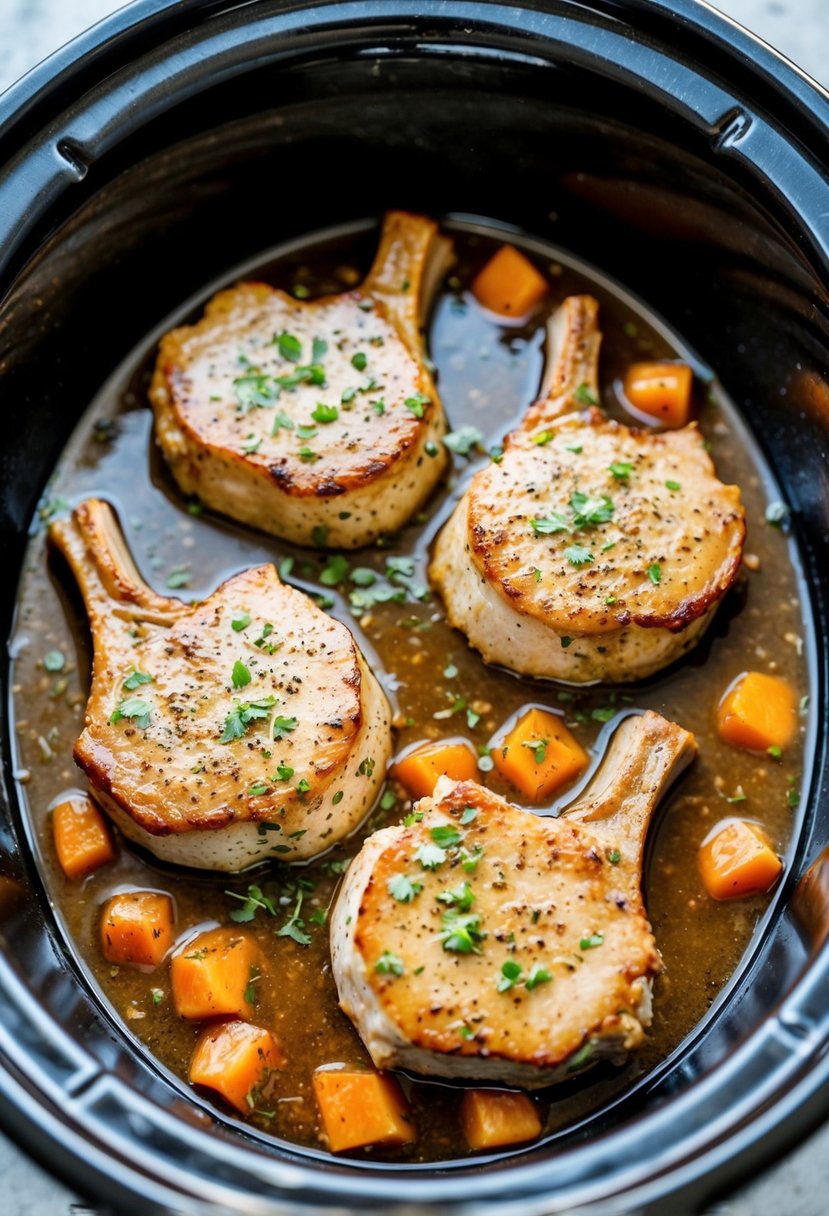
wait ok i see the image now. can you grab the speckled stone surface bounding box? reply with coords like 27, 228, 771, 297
0, 2, 827, 1213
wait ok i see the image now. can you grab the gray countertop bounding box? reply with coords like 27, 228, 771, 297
0, 2, 827, 1213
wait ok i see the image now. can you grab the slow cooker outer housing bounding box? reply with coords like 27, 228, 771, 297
1, 1, 829, 1212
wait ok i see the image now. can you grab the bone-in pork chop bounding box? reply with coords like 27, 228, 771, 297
151, 211, 453, 549
49, 499, 392, 871
430, 295, 745, 682
330, 711, 696, 1087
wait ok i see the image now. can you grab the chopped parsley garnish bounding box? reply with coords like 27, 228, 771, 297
244, 963, 261, 1005
166, 567, 190, 589
320, 554, 349, 586
232, 659, 251, 689
459, 806, 478, 825
123, 669, 153, 690
387, 874, 423, 903
525, 964, 553, 991
295, 777, 311, 795
312, 402, 339, 424
532, 430, 554, 446
312, 525, 328, 548
220, 696, 276, 744
110, 697, 152, 729
276, 331, 303, 363
312, 337, 327, 362
444, 425, 484, 456
574, 382, 598, 405
565, 543, 593, 568
568, 1042, 594, 1071
522, 737, 548, 764
665, 479, 681, 492
531, 511, 571, 535
298, 446, 318, 462
579, 933, 604, 950
570, 491, 614, 528
271, 410, 295, 434
351, 351, 367, 371
609, 461, 633, 480
231, 612, 251, 632
436, 881, 475, 913
332, 790, 344, 804
439, 910, 485, 954
276, 889, 311, 946
647, 563, 662, 585
608, 849, 621, 864
414, 842, 446, 871
430, 824, 462, 849
375, 951, 405, 976
234, 370, 281, 412
358, 756, 376, 777
591, 706, 615, 723
497, 959, 523, 992
273, 716, 298, 737
404, 392, 430, 418
242, 433, 262, 455
565, 442, 583, 454
767, 745, 783, 761
275, 762, 294, 781
248, 783, 269, 797
43, 650, 65, 672
226, 883, 278, 923
460, 846, 485, 873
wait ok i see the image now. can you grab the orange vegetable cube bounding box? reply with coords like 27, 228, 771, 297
391, 739, 478, 800
190, 1019, 283, 1114
53, 794, 115, 879
471, 245, 548, 319
461, 1089, 542, 1150
492, 706, 588, 801
171, 926, 261, 1021
313, 1067, 415, 1152
699, 818, 782, 901
100, 890, 174, 968
717, 671, 797, 752
622, 361, 693, 427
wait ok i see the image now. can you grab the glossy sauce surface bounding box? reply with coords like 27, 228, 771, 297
11, 220, 810, 1162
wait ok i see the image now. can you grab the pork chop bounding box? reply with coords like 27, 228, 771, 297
430, 295, 745, 682
49, 499, 392, 871
150, 211, 453, 549
330, 711, 696, 1087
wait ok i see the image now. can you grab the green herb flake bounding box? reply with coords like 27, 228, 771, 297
404, 392, 430, 418
525, 964, 552, 991
608, 849, 621, 864
276, 331, 302, 363
579, 933, 604, 950
445, 425, 485, 456
665, 479, 682, 492
531, 511, 571, 536
220, 696, 276, 744
767, 745, 783, 761
430, 824, 462, 849
647, 563, 662, 585
439, 910, 486, 954
332, 790, 344, 804
497, 959, 523, 992
351, 351, 367, 371
320, 554, 349, 586
574, 382, 598, 405
565, 543, 594, 568
231, 612, 252, 632
110, 697, 152, 729
123, 669, 153, 690
43, 650, 66, 672
273, 716, 298, 737
375, 950, 405, 976
387, 874, 423, 903
312, 402, 339, 424
232, 659, 251, 689
275, 762, 294, 781
312, 525, 328, 549
459, 807, 478, 826
166, 567, 190, 589
414, 842, 447, 871
609, 461, 633, 481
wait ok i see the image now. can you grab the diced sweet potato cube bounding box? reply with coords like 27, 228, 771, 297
171, 926, 261, 1021
53, 794, 115, 879
717, 671, 797, 752
391, 739, 478, 800
699, 818, 783, 901
190, 1019, 283, 1114
461, 1089, 542, 1149
100, 890, 174, 968
492, 706, 588, 801
313, 1067, 415, 1152
471, 245, 548, 319
622, 361, 693, 427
